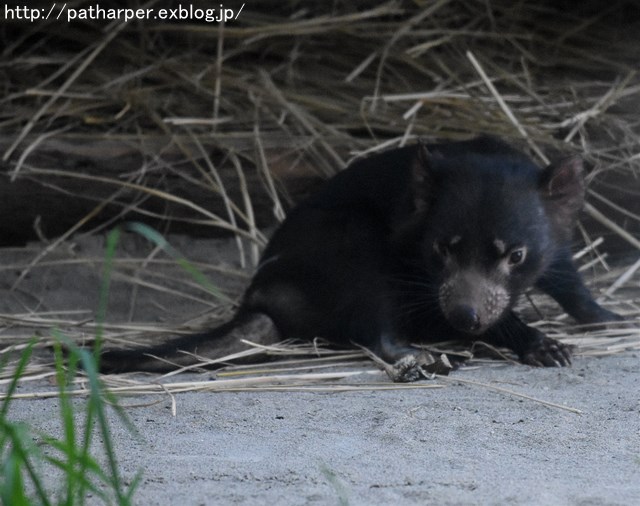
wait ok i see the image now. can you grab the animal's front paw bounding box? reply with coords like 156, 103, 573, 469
520, 337, 574, 367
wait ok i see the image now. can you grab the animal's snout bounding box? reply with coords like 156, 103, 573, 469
449, 305, 481, 333
438, 269, 510, 334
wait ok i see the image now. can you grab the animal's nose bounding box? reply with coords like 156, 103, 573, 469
449, 305, 481, 333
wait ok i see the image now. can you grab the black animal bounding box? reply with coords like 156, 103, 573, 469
100, 136, 623, 380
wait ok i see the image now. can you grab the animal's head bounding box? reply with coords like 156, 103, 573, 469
410, 138, 584, 334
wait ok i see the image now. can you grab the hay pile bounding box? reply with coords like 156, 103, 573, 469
2, 1, 639, 236
0, 0, 638, 387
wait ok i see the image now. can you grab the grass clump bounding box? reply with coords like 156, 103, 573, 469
0, 228, 140, 505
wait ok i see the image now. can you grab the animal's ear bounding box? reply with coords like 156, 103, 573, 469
538, 156, 585, 231
411, 139, 435, 211
391, 140, 435, 248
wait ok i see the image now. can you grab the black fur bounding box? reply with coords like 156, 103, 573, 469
100, 136, 623, 378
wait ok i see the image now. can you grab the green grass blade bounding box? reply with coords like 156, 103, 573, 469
124, 221, 231, 303
94, 227, 121, 356
1, 423, 52, 506
1, 451, 29, 506
0, 341, 34, 422
78, 347, 131, 505
52, 341, 80, 504
40, 452, 109, 503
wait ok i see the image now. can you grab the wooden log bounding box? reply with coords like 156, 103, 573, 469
0, 134, 327, 246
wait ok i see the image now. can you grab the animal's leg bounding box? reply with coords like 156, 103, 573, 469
536, 250, 624, 325
485, 311, 573, 367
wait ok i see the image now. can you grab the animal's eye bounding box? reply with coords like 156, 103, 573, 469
507, 248, 526, 265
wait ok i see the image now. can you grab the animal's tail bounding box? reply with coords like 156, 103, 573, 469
98, 312, 280, 373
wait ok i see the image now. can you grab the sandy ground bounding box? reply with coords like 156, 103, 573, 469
8, 354, 640, 505
2, 235, 639, 505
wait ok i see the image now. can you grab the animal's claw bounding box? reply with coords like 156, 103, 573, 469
521, 337, 574, 368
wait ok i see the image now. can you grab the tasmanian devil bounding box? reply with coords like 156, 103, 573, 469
100, 136, 624, 380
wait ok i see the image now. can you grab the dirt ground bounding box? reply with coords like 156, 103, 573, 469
2, 235, 639, 505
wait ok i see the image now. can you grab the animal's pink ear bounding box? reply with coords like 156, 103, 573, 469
411, 139, 434, 211
539, 156, 585, 232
